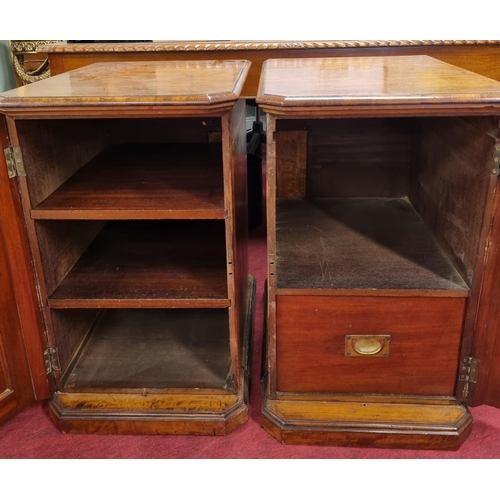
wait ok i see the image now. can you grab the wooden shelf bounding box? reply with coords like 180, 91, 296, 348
48, 220, 229, 308
32, 144, 225, 220
276, 198, 469, 295
63, 308, 230, 391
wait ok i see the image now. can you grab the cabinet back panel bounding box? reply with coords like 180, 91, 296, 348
276, 118, 414, 198
107, 118, 222, 145
410, 117, 496, 285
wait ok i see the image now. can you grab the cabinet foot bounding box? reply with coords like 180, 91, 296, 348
261, 396, 473, 450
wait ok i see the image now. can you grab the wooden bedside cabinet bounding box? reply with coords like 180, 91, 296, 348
0, 60, 255, 435
257, 56, 500, 449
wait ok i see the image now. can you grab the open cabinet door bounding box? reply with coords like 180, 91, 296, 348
0, 222, 34, 425
0, 116, 50, 427
471, 170, 500, 408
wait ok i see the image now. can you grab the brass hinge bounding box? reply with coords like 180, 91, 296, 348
460, 356, 479, 400
224, 374, 235, 391
491, 142, 500, 175
3, 146, 25, 178
43, 347, 61, 375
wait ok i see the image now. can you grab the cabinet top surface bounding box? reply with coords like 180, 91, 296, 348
257, 56, 500, 110
0, 60, 251, 110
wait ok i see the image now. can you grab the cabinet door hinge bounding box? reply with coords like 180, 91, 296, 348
3, 146, 25, 178
224, 374, 235, 391
43, 347, 61, 375
460, 356, 479, 400
491, 141, 500, 175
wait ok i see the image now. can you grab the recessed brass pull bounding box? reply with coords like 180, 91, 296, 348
345, 335, 391, 357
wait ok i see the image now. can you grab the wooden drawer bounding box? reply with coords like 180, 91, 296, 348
276, 295, 467, 396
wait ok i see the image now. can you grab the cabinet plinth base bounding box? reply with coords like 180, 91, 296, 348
49, 392, 248, 435
261, 397, 473, 450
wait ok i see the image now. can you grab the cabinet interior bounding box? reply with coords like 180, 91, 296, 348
15, 117, 235, 391
274, 116, 497, 294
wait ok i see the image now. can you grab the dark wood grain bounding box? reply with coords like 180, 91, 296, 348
276, 118, 413, 198
48, 220, 228, 308
276, 198, 468, 293
276, 295, 466, 395
32, 144, 225, 220
276, 130, 307, 198
63, 309, 230, 391
106, 117, 223, 145
410, 116, 496, 285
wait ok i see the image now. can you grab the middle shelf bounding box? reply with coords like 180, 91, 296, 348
42, 220, 229, 308
31, 143, 226, 220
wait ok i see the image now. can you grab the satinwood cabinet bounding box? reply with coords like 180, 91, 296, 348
0, 60, 254, 434
257, 56, 500, 449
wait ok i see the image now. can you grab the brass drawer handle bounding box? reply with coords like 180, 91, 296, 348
345, 335, 391, 357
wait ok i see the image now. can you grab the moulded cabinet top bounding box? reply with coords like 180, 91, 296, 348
0, 60, 251, 113
257, 56, 500, 114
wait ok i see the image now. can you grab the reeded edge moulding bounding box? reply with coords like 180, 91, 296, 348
38, 40, 500, 53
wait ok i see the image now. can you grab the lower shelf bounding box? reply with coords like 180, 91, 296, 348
63, 308, 231, 391
261, 393, 473, 450
48, 275, 256, 435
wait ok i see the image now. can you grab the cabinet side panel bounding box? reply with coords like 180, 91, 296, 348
224, 100, 248, 389
266, 115, 277, 397
410, 117, 495, 286
15, 119, 109, 207
35, 220, 105, 297
51, 309, 101, 379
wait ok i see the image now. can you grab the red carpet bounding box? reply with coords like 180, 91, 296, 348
0, 221, 499, 458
